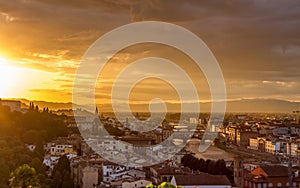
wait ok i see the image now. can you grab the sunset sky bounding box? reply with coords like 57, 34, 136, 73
0, 0, 300, 104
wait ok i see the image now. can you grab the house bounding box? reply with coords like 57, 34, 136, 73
26, 144, 36, 152
149, 163, 191, 184
122, 179, 152, 188
248, 137, 278, 154
244, 165, 300, 188
171, 173, 232, 188
81, 166, 98, 188
50, 143, 77, 156
0, 99, 21, 112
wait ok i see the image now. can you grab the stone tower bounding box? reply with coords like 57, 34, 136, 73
234, 156, 244, 188
92, 107, 100, 135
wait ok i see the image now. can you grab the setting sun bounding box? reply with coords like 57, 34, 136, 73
0, 57, 58, 100
0, 59, 21, 98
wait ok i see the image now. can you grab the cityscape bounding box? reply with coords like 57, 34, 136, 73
0, 0, 300, 188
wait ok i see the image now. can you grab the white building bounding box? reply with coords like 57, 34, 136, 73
0, 100, 21, 112
102, 163, 127, 182
287, 143, 300, 156
122, 179, 152, 188
248, 137, 277, 154
50, 143, 77, 156
81, 166, 98, 188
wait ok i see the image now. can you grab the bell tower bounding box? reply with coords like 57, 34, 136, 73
234, 156, 244, 188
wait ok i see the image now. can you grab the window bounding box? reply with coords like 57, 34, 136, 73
277, 182, 282, 187
268, 183, 273, 187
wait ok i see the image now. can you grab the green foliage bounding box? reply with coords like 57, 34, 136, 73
9, 164, 39, 188
0, 160, 10, 186
158, 182, 176, 188
30, 158, 46, 175
146, 183, 156, 188
0, 104, 73, 186
181, 154, 232, 179
51, 155, 74, 188
146, 182, 181, 188
0, 184, 9, 188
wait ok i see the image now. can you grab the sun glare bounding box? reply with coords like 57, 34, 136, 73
0, 59, 20, 98
0, 57, 59, 100
0, 57, 6, 64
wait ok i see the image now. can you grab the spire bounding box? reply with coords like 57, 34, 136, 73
95, 106, 98, 116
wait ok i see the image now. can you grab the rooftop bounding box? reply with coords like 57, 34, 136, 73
172, 173, 231, 186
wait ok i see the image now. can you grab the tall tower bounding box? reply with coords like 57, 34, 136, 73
92, 107, 100, 135
234, 156, 244, 188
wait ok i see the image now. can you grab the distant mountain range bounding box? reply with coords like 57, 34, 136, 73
225, 98, 300, 113
4, 98, 300, 113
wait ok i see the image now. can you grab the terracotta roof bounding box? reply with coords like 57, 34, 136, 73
118, 136, 156, 141
258, 165, 288, 177
151, 166, 191, 175
245, 173, 268, 183
173, 173, 231, 186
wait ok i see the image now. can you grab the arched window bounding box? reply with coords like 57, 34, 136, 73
277, 182, 282, 187
268, 182, 273, 187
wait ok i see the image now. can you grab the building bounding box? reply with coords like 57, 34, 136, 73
244, 165, 300, 188
50, 143, 77, 156
45, 135, 81, 156
70, 156, 105, 188
81, 166, 98, 188
122, 179, 152, 188
290, 142, 300, 156
239, 131, 258, 148
101, 162, 145, 184
171, 174, 232, 188
149, 163, 191, 184
234, 156, 244, 188
161, 122, 174, 141
0, 99, 21, 112
248, 137, 277, 154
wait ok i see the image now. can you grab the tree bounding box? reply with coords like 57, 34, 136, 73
146, 182, 182, 188
30, 158, 46, 175
51, 156, 74, 188
158, 182, 176, 188
9, 164, 39, 188
0, 160, 9, 186
146, 183, 156, 188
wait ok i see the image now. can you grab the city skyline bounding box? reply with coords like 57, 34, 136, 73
0, 0, 300, 106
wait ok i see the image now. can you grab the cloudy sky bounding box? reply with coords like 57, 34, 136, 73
0, 0, 300, 107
